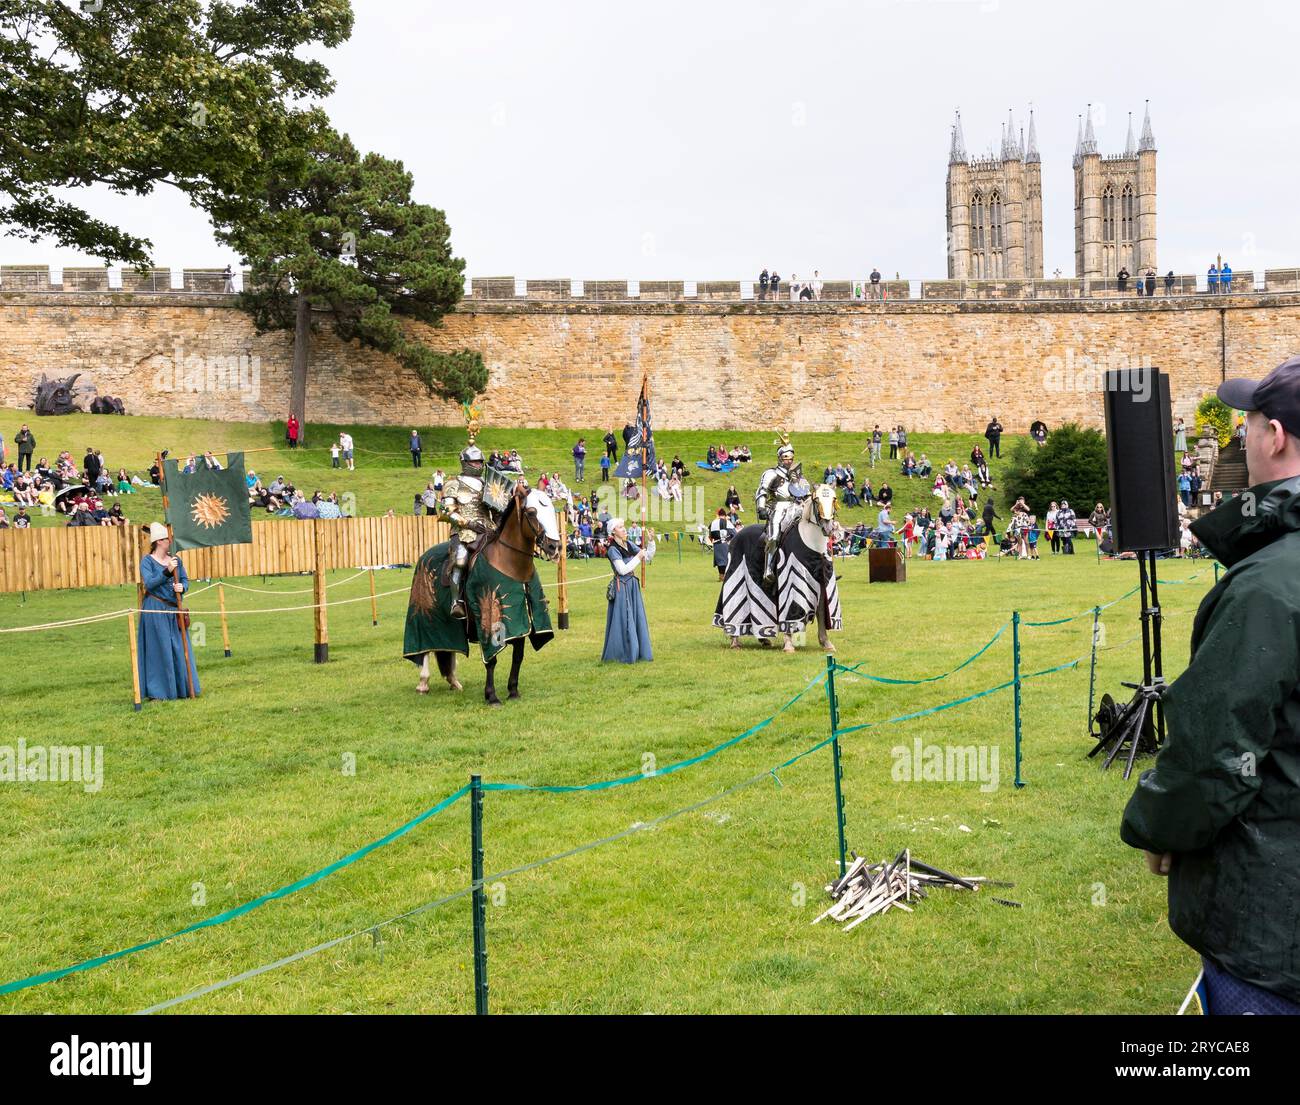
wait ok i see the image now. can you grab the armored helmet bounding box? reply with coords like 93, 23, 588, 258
460, 442, 485, 477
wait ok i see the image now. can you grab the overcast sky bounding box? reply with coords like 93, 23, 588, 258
9, 0, 1300, 281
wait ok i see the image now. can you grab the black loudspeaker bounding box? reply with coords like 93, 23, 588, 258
1103, 368, 1180, 552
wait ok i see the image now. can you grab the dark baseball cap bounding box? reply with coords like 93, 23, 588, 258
1218, 355, 1300, 438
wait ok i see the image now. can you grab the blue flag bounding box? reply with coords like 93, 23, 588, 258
614, 381, 655, 479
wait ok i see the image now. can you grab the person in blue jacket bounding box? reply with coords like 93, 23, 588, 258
137, 522, 200, 699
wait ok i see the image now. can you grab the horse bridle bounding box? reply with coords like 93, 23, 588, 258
493, 492, 546, 557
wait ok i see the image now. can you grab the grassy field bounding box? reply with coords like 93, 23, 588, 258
0, 531, 1215, 1013
1, 406, 1021, 531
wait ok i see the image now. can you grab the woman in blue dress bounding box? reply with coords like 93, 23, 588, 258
137, 522, 200, 699
602, 518, 656, 663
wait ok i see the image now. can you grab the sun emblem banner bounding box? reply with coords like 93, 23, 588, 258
163, 452, 254, 550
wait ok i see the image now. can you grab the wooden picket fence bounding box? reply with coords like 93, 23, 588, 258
0, 515, 449, 595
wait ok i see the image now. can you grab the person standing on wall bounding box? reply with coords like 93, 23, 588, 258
410, 429, 422, 468
1122, 355, 1300, 1015
984, 415, 1003, 459
758, 268, 769, 301
870, 267, 881, 299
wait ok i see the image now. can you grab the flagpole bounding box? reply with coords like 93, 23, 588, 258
158, 451, 197, 699
640, 374, 648, 590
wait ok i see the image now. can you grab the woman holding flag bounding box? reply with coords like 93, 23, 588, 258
601, 518, 656, 663
137, 522, 200, 700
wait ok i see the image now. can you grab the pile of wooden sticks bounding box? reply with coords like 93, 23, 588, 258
813, 850, 1006, 931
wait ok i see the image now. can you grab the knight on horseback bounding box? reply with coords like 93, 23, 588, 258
441, 406, 504, 619
756, 430, 808, 587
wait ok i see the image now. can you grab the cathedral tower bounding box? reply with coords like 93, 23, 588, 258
946, 109, 1043, 280
1074, 103, 1157, 279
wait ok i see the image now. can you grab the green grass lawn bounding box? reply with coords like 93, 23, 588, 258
0, 534, 1216, 1014
1, 406, 1016, 531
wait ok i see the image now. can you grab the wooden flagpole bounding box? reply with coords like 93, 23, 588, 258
640, 374, 649, 589
158, 451, 197, 698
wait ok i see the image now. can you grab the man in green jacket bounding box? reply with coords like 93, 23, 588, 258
1121, 355, 1300, 1013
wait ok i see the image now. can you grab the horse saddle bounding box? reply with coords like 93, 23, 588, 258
438, 535, 486, 594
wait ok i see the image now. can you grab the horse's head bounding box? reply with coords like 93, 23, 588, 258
515, 481, 560, 560
807, 483, 838, 534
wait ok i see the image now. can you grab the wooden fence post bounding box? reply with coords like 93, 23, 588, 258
313, 520, 328, 663
557, 507, 569, 630
128, 611, 142, 711
217, 581, 232, 657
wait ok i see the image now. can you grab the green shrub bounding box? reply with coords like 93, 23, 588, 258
1196, 395, 1234, 448
1001, 423, 1110, 515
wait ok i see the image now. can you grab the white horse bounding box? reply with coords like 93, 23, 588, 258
715, 482, 842, 653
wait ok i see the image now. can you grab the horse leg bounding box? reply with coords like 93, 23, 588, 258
416, 653, 430, 694
506, 638, 524, 699
818, 592, 834, 653
783, 632, 797, 653
484, 654, 501, 706
437, 650, 462, 691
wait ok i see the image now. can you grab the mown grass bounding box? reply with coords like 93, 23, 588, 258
0, 541, 1214, 1014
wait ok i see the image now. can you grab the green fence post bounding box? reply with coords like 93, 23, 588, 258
1086, 606, 1101, 735
826, 655, 847, 877
1012, 611, 1025, 788
470, 774, 489, 1015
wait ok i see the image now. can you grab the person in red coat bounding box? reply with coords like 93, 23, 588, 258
286, 414, 300, 449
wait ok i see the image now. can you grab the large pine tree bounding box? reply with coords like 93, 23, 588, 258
211, 121, 486, 434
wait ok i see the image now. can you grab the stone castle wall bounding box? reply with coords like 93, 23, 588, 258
3, 292, 1299, 432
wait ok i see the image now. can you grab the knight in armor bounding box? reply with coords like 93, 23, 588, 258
755, 432, 807, 586
440, 405, 502, 619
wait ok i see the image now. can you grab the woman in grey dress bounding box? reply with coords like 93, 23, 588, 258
602, 518, 656, 663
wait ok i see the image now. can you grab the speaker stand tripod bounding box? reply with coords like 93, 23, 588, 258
1089, 550, 1167, 779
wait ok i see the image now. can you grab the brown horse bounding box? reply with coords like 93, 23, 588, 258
412, 482, 560, 705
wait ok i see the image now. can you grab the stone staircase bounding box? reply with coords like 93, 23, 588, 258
1209, 444, 1250, 498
